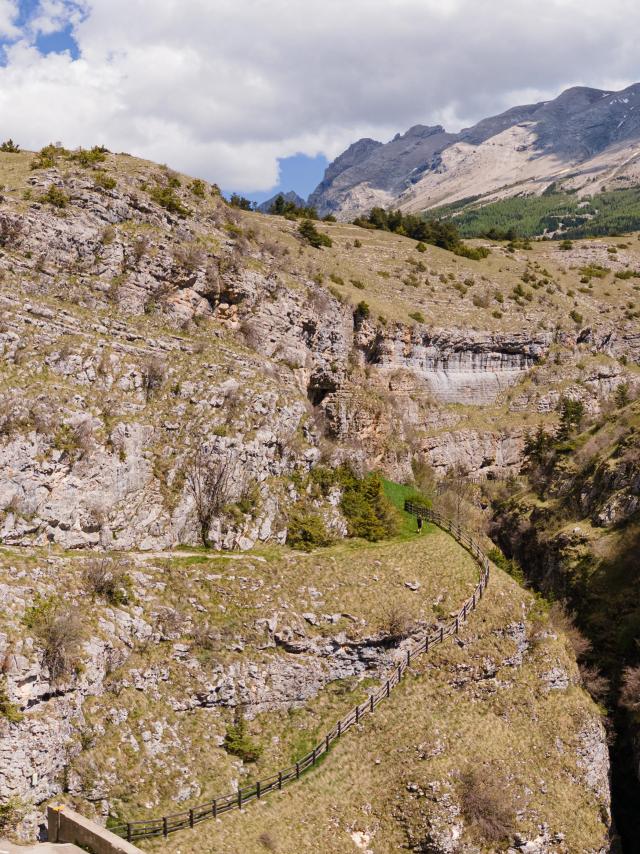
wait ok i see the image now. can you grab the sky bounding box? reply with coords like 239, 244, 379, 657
0, 0, 639, 203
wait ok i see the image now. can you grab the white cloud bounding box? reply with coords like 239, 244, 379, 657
29, 0, 87, 36
0, 0, 19, 39
0, 0, 639, 190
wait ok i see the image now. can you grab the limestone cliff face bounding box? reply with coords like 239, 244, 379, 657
356, 323, 549, 405
0, 150, 637, 553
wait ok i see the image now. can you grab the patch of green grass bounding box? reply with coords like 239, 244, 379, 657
381, 478, 432, 535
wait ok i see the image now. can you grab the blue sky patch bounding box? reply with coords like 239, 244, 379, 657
1, 0, 81, 59
242, 152, 328, 205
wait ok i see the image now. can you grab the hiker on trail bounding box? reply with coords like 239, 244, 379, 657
417, 516, 423, 534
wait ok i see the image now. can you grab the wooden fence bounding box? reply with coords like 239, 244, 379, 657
110, 505, 490, 842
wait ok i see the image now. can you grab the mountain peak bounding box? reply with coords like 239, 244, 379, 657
309, 82, 640, 218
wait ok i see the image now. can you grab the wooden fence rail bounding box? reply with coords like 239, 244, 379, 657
110, 504, 490, 842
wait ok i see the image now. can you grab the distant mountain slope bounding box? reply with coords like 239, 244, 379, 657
256, 190, 306, 213
309, 83, 640, 220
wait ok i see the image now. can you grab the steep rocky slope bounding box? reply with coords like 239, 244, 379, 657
1, 526, 611, 853
308, 84, 640, 219
0, 146, 639, 555
0, 144, 637, 851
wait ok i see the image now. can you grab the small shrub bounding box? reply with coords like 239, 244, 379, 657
353, 238, 362, 248
298, 219, 332, 248
0, 798, 26, 833
379, 602, 414, 640
351, 279, 365, 290
558, 239, 573, 251
31, 143, 68, 169
548, 604, 591, 659
579, 664, 609, 703
190, 178, 206, 197
141, 358, 165, 400
408, 310, 425, 323
579, 264, 609, 280
70, 145, 108, 166
41, 185, 69, 209
148, 184, 189, 216
354, 301, 370, 324
83, 558, 133, 605
620, 665, 640, 713
329, 272, 344, 285
416, 242, 427, 253
286, 508, 333, 551
459, 768, 516, 843
223, 709, 262, 762
94, 171, 116, 190
0, 139, 20, 153
569, 309, 583, 325
23, 596, 83, 684
0, 213, 23, 247
0, 678, 22, 723
258, 831, 277, 851
487, 547, 524, 584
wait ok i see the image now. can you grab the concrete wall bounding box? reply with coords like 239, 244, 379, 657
48, 806, 143, 854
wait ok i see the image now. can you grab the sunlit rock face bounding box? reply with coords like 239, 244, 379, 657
369, 328, 549, 405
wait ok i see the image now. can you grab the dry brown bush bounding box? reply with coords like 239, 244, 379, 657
184, 445, 235, 546
579, 664, 609, 703
83, 557, 132, 605
379, 602, 414, 641
620, 665, 640, 712
548, 603, 592, 659
0, 213, 23, 247
31, 604, 83, 684
141, 357, 165, 400
155, 607, 187, 639
459, 767, 516, 843
258, 831, 277, 851
174, 242, 204, 272
132, 235, 148, 264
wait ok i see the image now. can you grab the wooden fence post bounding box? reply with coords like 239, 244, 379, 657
238, 789, 242, 810
212, 800, 217, 820
370, 694, 374, 712
337, 721, 342, 737
189, 809, 194, 828
386, 679, 390, 697
127, 824, 132, 843
256, 781, 261, 800
355, 705, 360, 724
163, 817, 168, 838
296, 762, 300, 779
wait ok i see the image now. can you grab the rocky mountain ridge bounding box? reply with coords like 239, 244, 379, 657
308, 83, 640, 219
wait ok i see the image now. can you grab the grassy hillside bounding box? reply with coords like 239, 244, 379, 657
431, 187, 640, 240
139, 557, 609, 854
